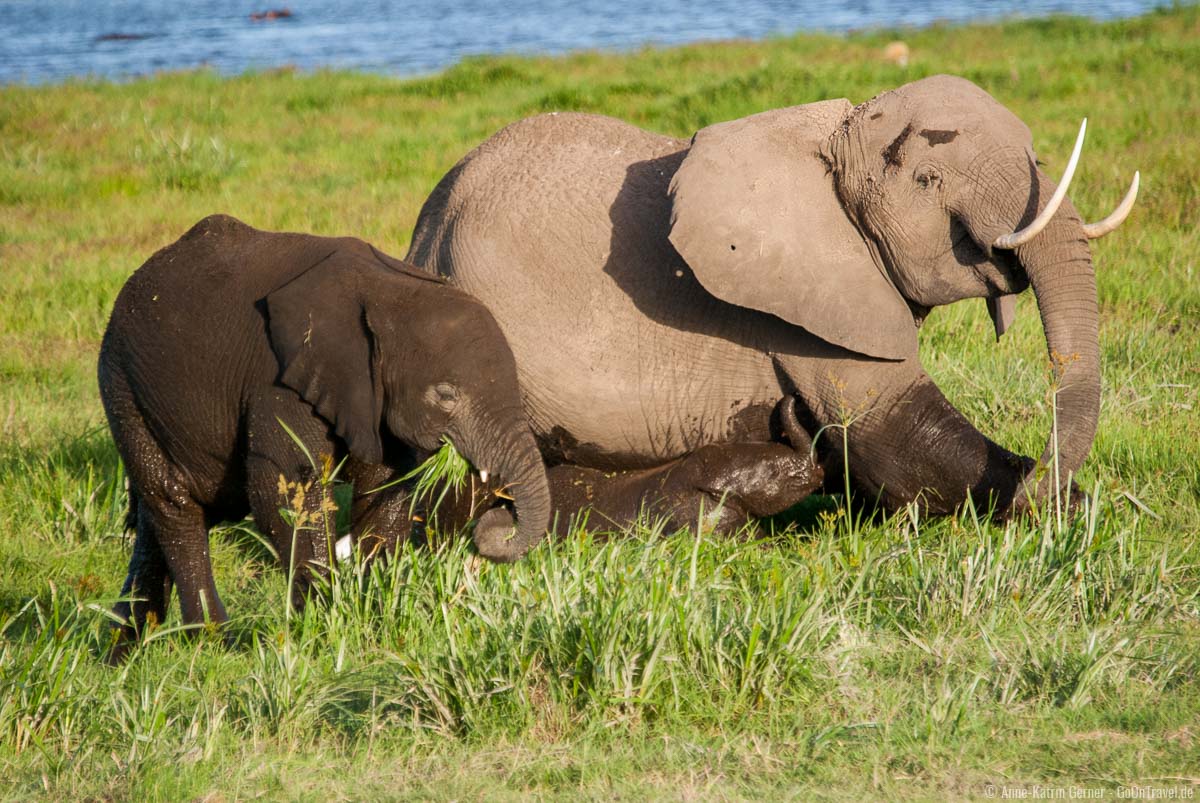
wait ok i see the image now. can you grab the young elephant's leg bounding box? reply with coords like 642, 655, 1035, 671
138, 492, 226, 630
245, 395, 340, 610
549, 443, 816, 535
103, 383, 223, 659
108, 492, 174, 663
547, 463, 658, 535
668, 442, 824, 523
550, 403, 823, 536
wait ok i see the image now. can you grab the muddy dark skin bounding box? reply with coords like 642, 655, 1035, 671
100, 215, 551, 662
546, 397, 823, 535
342, 460, 426, 559
432, 397, 824, 539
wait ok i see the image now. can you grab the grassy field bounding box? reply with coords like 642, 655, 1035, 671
2, 6, 1199, 799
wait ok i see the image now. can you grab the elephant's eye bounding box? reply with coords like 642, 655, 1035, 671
914, 166, 942, 190
428, 382, 460, 412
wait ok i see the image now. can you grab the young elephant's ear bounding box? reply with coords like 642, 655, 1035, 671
668, 99, 917, 361
266, 252, 385, 464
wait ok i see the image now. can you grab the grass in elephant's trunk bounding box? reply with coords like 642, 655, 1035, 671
360, 437, 543, 560
358, 437, 469, 547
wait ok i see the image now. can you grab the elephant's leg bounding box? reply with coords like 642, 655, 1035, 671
245, 395, 340, 610
549, 434, 823, 536
108, 491, 174, 663
140, 491, 227, 630
661, 441, 823, 531
246, 460, 337, 609
104, 389, 224, 654
821, 374, 1045, 516
343, 460, 420, 559
547, 464, 656, 535
779, 351, 1077, 517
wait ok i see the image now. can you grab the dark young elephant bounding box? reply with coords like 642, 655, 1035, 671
408, 75, 1138, 520
99, 215, 550, 657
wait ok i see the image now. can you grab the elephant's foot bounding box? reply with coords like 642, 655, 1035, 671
106, 602, 162, 665
106, 629, 137, 666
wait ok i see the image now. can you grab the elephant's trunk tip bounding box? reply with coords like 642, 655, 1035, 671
472, 506, 528, 563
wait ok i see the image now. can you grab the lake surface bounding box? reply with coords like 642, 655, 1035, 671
0, 0, 1166, 85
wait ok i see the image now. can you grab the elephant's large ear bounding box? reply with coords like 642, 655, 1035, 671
266, 251, 385, 464
668, 99, 917, 361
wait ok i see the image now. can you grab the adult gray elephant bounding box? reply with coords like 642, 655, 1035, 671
408, 75, 1137, 519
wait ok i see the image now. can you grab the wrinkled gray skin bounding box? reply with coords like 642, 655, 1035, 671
100, 215, 550, 659
409, 75, 1103, 518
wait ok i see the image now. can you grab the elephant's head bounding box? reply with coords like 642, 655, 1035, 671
669, 74, 1136, 509
265, 245, 550, 561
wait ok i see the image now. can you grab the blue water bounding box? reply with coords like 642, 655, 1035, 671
0, 1, 1166, 85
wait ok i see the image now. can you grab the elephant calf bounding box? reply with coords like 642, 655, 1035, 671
99, 215, 550, 659
544, 396, 824, 535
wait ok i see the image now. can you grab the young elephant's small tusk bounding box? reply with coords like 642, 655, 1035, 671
334, 534, 353, 562
1082, 171, 1139, 239
994, 118, 1087, 250
479, 469, 490, 483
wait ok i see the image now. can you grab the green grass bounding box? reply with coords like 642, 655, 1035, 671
2, 6, 1199, 799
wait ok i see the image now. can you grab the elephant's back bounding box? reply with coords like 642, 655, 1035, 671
409, 113, 688, 269
99, 216, 320, 493
408, 115, 782, 466
104, 216, 289, 382
106, 215, 372, 360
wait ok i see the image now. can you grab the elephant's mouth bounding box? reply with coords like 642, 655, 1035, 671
951, 219, 1026, 295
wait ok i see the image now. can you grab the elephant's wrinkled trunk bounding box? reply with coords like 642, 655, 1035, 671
1011, 207, 1100, 511
459, 407, 551, 562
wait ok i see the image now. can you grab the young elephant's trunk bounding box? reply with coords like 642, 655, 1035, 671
459, 408, 551, 562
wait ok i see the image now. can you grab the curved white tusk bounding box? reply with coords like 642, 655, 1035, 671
1082, 171, 1139, 239
994, 118, 1087, 250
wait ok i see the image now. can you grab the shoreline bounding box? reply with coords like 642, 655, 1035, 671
1, 3, 1183, 88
